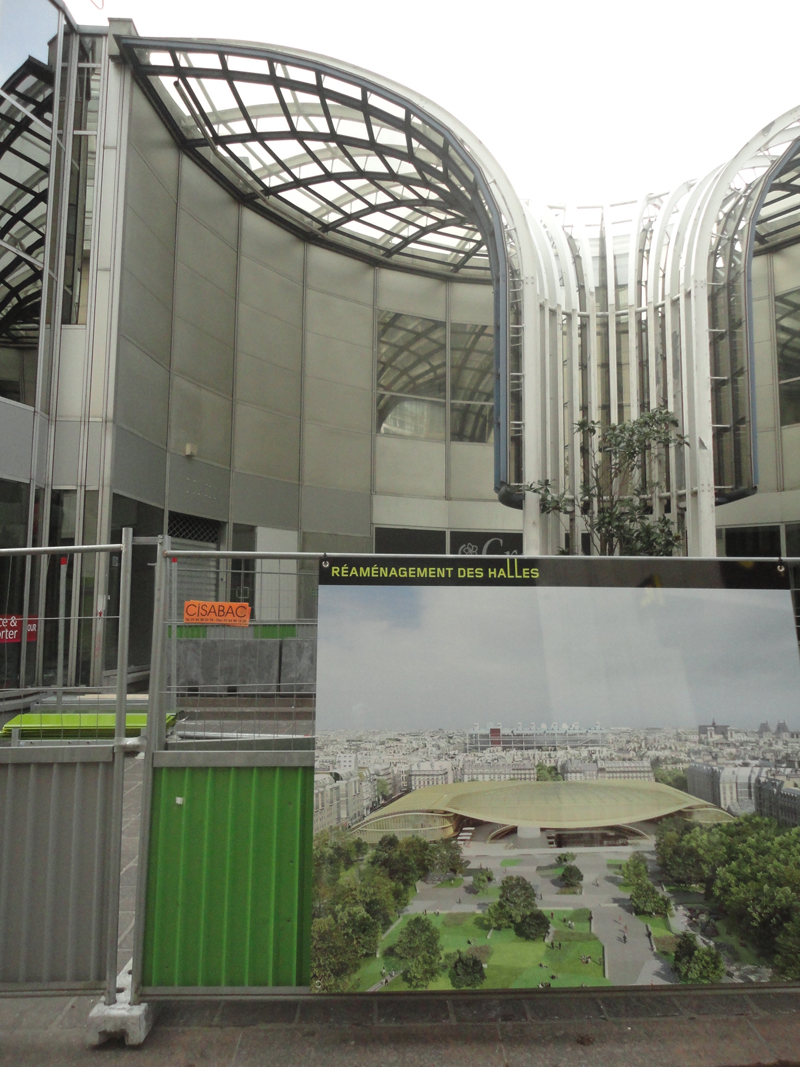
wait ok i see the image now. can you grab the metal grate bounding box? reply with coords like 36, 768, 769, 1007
167, 512, 219, 545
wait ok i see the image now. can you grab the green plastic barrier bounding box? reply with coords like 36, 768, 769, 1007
0, 712, 173, 738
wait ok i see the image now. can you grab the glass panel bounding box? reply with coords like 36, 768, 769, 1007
776, 289, 800, 383
377, 312, 445, 399
377, 395, 445, 440
779, 378, 800, 426
450, 322, 493, 403
374, 527, 446, 554
724, 525, 780, 557
62, 133, 95, 324
0, 477, 30, 688
450, 401, 493, 444
0, 0, 58, 405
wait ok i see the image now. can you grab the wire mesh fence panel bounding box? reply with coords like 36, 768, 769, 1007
157, 554, 318, 753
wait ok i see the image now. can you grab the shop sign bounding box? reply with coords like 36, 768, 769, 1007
0, 616, 38, 643
183, 601, 251, 626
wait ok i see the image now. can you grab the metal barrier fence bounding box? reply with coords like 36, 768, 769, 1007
131, 544, 319, 1000
0, 532, 132, 1002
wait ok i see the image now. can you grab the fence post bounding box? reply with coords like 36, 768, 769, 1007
104, 528, 133, 1004
130, 536, 167, 1004
56, 555, 67, 713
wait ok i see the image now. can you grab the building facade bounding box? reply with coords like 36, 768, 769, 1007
3, 0, 800, 689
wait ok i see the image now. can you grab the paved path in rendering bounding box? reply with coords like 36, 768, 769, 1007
409, 846, 675, 985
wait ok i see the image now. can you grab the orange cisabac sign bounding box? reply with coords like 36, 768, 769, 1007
183, 600, 251, 627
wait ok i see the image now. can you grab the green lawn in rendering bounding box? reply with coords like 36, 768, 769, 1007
435, 877, 464, 888
500, 858, 522, 867
354, 909, 607, 992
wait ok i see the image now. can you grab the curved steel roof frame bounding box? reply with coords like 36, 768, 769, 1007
0, 56, 53, 344
116, 36, 540, 504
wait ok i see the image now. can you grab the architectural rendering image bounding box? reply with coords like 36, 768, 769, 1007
311, 565, 800, 993
4, 0, 800, 1056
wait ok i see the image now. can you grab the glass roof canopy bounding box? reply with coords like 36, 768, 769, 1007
118, 39, 502, 281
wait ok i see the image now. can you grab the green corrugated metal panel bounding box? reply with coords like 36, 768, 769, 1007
142, 765, 312, 988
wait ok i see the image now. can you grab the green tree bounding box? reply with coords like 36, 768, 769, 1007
536, 763, 563, 782
310, 915, 360, 992
394, 915, 442, 989
446, 950, 486, 989
621, 853, 649, 886
629, 879, 672, 917
530, 407, 686, 556
332, 865, 399, 931
514, 908, 551, 941
556, 852, 576, 864
400, 836, 433, 882
653, 767, 688, 793
672, 932, 725, 984
486, 875, 539, 928
471, 868, 495, 894
369, 833, 419, 891
334, 903, 380, 958
375, 777, 391, 802
561, 864, 584, 888
430, 839, 467, 880
774, 911, 800, 979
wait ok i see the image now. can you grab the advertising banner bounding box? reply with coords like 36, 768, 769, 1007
311, 556, 800, 994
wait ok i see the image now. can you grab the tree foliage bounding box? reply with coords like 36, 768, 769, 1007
560, 864, 584, 888
556, 852, 577, 864
530, 407, 686, 556
655, 815, 800, 959
672, 932, 725, 984
312, 830, 437, 991
375, 777, 391, 802
430, 839, 467, 880
446, 949, 486, 989
774, 912, 800, 979
629, 878, 672, 918
536, 763, 563, 782
471, 868, 495, 894
514, 908, 551, 942
486, 875, 539, 928
653, 767, 689, 793
394, 915, 442, 989
311, 915, 361, 992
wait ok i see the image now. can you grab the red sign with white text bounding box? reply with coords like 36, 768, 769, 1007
0, 616, 38, 643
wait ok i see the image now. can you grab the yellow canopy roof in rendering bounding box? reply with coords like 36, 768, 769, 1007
360, 779, 729, 831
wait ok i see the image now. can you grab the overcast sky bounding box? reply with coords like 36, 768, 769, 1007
316, 585, 800, 733
60, 0, 800, 205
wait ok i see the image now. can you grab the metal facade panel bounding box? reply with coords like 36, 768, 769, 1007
0, 758, 113, 987
141, 765, 312, 989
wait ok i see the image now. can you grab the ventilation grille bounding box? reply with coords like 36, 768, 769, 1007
168, 512, 220, 545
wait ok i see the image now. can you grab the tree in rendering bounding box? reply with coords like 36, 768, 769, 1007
536, 763, 563, 782
672, 932, 725, 983
471, 868, 494, 894
394, 915, 442, 989
446, 949, 486, 989
774, 911, 800, 979
310, 915, 361, 992
430, 839, 467, 880
514, 908, 551, 941
629, 878, 672, 918
560, 864, 584, 889
530, 407, 687, 556
486, 875, 539, 928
